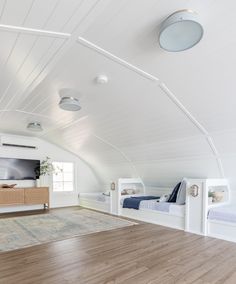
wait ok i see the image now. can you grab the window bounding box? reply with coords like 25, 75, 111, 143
52, 162, 74, 192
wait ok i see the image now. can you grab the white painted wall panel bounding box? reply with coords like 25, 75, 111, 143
0, 133, 101, 212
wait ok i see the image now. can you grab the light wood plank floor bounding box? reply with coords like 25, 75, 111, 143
0, 207, 236, 284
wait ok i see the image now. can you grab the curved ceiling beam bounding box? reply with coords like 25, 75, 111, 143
92, 133, 141, 178
76, 37, 225, 178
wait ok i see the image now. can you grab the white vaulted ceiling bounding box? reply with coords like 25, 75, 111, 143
0, 0, 236, 190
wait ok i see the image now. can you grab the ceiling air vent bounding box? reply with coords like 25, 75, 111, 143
1, 143, 37, 149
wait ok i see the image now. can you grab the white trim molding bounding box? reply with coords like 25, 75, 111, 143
0, 24, 71, 39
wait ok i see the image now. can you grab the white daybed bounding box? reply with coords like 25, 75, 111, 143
79, 192, 111, 213
117, 178, 186, 230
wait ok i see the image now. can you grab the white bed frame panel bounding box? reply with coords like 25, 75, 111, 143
185, 178, 230, 235
79, 198, 111, 213
208, 220, 236, 243
121, 208, 185, 230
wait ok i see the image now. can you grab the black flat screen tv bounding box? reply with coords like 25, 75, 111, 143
0, 158, 40, 180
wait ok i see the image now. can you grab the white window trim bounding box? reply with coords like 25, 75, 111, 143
52, 161, 75, 193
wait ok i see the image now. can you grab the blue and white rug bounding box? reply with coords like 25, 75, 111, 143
0, 209, 136, 252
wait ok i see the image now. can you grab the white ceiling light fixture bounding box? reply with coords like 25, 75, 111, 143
159, 10, 203, 52
58, 88, 81, 111
27, 122, 43, 132
59, 97, 81, 111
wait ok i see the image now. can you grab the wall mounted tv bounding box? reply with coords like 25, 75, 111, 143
0, 158, 40, 180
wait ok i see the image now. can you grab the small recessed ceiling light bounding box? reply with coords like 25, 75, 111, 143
95, 75, 108, 84
59, 97, 81, 111
159, 10, 203, 52
27, 122, 43, 132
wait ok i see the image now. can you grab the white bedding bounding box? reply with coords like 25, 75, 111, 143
208, 205, 236, 223
120, 195, 185, 217
79, 192, 110, 204
168, 203, 185, 217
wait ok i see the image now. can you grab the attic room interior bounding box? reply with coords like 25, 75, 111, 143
0, 1, 236, 283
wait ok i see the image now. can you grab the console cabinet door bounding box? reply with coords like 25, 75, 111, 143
24, 187, 49, 205
0, 188, 24, 205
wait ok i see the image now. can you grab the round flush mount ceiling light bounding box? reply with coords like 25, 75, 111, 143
159, 10, 203, 52
58, 88, 81, 111
27, 122, 43, 132
59, 97, 81, 111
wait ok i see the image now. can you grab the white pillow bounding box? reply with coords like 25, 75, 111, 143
159, 194, 170, 202
126, 189, 135, 195
103, 190, 110, 196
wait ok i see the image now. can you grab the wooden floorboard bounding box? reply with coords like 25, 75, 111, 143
0, 207, 236, 284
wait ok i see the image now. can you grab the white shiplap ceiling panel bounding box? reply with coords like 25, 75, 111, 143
45, 127, 136, 183
21, 43, 203, 145
0, 0, 99, 33
135, 157, 221, 187
0, 110, 56, 136
0, 0, 34, 26
0, 31, 65, 111
0, 0, 236, 188
119, 136, 214, 163
81, 0, 236, 133
211, 130, 236, 155
0, 30, 18, 65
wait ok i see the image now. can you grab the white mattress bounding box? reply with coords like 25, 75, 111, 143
208, 205, 236, 223
144, 202, 185, 217
168, 203, 185, 217
79, 192, 110, 204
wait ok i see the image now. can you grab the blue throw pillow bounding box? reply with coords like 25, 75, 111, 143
176, 180, 187, 205
167, 182, 181, 203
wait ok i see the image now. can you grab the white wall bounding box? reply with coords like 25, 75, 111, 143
0, 133, 102, 213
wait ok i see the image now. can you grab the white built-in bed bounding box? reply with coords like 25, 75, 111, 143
120, 199, 185, 229
79, 178, 236, 243
118, 178, 186, 230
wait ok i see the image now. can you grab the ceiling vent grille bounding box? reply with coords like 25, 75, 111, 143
1, 143, 37, 149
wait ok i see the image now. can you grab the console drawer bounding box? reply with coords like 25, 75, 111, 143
0, 188, 24, 205
24, 187, 49, 205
